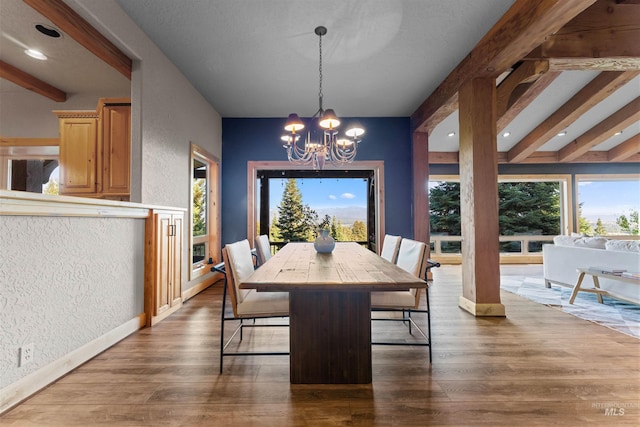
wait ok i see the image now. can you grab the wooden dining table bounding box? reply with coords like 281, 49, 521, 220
240, 241, 427, 384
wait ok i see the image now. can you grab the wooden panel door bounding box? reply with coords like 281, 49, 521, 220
59, 118, 97, 195
102, 105, 131, 196
170, 213, 184, 307
155, 212, 173, 316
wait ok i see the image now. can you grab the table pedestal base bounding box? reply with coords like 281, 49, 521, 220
290, 291, 372, 384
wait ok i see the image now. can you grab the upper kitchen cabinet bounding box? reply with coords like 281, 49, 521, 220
54, 98, 131, 200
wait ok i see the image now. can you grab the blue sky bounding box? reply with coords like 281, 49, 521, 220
578, 179, 640, 222
269, 178, 368, 210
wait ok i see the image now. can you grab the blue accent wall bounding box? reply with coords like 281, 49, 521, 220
221, 117, 413, 245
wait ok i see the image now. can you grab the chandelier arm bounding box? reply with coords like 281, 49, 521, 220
281, 25, 364, 170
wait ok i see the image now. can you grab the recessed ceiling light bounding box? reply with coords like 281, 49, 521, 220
614, 130, 623, 136
502, 131, 511, 137
447, 131, 455, 137
557, 131, 567, 137
25, 49, 47, 60
35, 24, 61, 38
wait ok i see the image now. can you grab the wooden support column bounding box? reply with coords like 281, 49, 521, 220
458, 78, 505, 317
413, 131, 430, 244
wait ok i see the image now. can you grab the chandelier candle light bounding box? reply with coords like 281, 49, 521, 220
282, 26, 365, 170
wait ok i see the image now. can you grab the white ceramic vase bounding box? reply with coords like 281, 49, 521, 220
314, 229, 335, 253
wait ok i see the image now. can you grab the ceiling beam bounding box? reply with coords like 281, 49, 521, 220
496, 63, 561, 132
557, 96, 640, 162
0, 60, 66, 102
23, 0, 132, 80
427, 150, 640, 164
507, 71, 638, 162
496, 61, 549, 118
411, 0, 597, 134
531, 0, 640, 70
607, 133, 640, 161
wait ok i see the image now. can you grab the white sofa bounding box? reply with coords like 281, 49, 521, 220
543, 236, 640, 304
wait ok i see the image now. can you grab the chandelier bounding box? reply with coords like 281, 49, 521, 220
282, 26, 365, 170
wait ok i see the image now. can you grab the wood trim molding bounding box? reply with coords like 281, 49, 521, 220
0, 137, 59, 146
246, 161, 386, 253
0, 60, 66, 102
23, 0, 132, 80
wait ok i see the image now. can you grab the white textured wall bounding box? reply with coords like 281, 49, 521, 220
1, 0, 223, 394
72, 0, 223, 294
70, 0, 223, 208
0, 215, 145, 388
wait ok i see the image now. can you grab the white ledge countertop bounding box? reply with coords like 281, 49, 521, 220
0, 189, 186, 218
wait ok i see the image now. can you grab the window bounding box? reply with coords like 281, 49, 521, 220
189, 143, 220, 280
247, 161, 385, 254
576, 174, 640, 236
429, 175, 571, 257
257, 172, 371, 247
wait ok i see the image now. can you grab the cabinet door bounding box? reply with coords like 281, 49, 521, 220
155, 213, 173, 316
102, 105, 131, 196
170, 213, 184, 307
59, 118, 97, 194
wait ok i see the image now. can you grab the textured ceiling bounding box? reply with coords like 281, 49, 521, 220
115, 0, 516, 118
1, 0, 638, 158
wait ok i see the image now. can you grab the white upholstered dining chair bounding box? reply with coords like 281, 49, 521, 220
219, 239, 289, 373
371, 238, 434, 362
380, 234, 402, 263
255, 234, 272, 266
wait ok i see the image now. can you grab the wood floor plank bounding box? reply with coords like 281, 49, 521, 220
1, 265, 639, 425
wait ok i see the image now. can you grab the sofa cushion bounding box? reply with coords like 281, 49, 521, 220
553, 235, 581, 246
605, 239, 640, 253
574, 236, 608, 249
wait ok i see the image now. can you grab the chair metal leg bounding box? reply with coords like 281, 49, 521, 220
426, 287, 432, 363
219, 276, 228, 374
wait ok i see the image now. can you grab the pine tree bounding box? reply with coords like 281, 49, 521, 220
269, 213, 281, 242
617, 209, 639, 235
595, 218, 607, 236
192, 178, 206, 236
351, 220, 367, 242
275, 178, 317, 241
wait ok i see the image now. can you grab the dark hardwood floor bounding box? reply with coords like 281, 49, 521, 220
1, 265, 639, 426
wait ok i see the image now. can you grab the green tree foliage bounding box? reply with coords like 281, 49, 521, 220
498, 182, 560, 236
275, 178, 318, 241
269, 214, 281, 242
429, 181, 561, 236
318, 214, 331, 230
351, 220, 367, 242
578, 203, 593, 235
192, 178, 206, 236
617, 209, 639, 235
429, 182, 461, 236
594, 218, 607, 236
43, 178, 59, 195
330, 216, 352, 241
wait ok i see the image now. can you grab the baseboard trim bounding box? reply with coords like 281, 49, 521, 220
182, 273, 222, 301
459, 296, 506, 317
0, 313, 145, 415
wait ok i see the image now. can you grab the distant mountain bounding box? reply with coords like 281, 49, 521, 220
270, 206, 367, 226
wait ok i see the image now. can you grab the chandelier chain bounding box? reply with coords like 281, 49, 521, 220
318, 30, 323, 110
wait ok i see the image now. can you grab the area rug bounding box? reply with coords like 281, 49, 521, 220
501, 275, 640, 339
